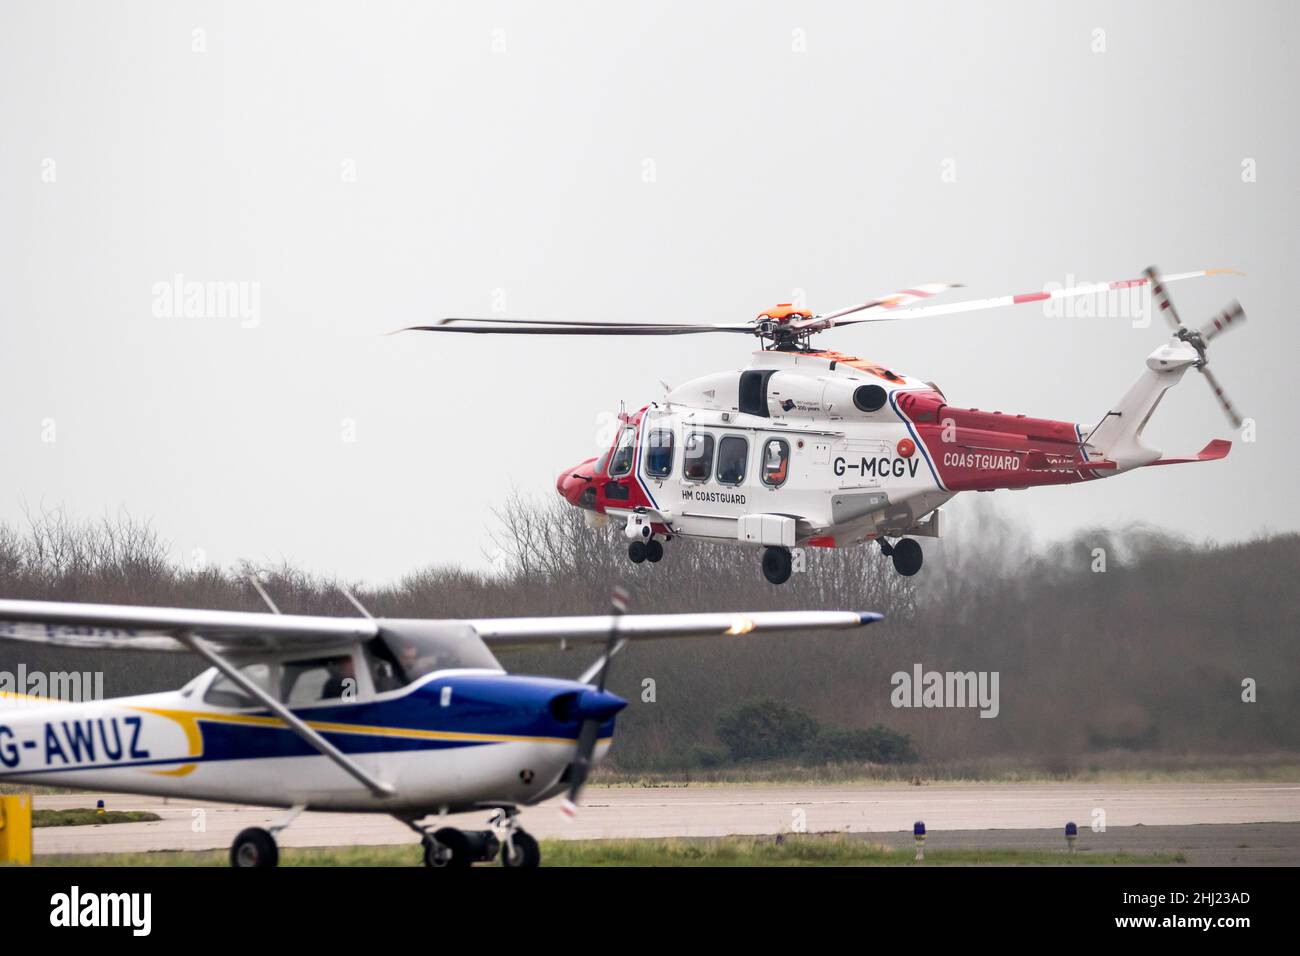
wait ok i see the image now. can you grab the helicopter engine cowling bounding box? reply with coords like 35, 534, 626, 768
767, 372, 907, 421
765, 372, 829, 420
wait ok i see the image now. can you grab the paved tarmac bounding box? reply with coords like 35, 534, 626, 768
31, 782, 1300, 861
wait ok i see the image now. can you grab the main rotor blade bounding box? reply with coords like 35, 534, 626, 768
1145, 265, 1186, 331
805, 282, 962, 327
1197, 365, 1244, 429
828, 267, 1241, 328
1200, 301, 1246, 342
399, 321, 753, 336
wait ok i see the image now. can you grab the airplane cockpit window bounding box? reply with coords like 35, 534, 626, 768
203, 662, 273, 709
365, 639, 406, 694
607, 425, 636, 477
761, 438, 790, 487
683, 432, 714, 482
644, 428, 674, 478
283, 655, 357, 706
372, 626, 503, 689
716, 435, 749, 485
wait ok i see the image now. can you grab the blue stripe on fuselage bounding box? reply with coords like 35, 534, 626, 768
0, 673, 621, 776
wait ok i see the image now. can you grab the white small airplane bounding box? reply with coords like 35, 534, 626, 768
0, 591, 879, 867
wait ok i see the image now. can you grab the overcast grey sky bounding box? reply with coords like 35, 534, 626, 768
1, 0, 1296, 584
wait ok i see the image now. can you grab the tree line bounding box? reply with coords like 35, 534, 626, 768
1, 501, 1296, 772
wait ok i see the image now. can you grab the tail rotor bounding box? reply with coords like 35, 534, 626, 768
1144, 265, 1247, 429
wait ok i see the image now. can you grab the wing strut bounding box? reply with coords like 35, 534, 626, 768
180, 633, 395, 798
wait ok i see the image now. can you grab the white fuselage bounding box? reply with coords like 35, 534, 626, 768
0, 668, 609, 815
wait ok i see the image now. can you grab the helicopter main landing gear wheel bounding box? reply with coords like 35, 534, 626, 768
629, 538, 664, 564
230, 827, 279, 868
886, 537, 923, 576
761, 546, 793, 585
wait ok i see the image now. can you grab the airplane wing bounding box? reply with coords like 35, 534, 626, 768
466, 610, 880, 649
0, 599, 879, 654
0, 598, 378, 653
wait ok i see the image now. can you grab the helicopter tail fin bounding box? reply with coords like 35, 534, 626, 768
1082, 342, 1200, 472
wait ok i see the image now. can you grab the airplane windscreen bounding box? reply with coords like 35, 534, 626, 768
370, 622, 503, 691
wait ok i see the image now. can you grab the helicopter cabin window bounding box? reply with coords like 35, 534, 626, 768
203, 662, 273, 709
683, 432, 715, 482
761, 438, 791, 487
644, 428, 674, 478
716, 435, 749, 485
607, 425, 635, 477
739, 370, 775, 418
282, 654, 358, 706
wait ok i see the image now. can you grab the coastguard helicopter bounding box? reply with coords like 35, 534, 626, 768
405, 266, 1246, 584
0, 591, 877, 866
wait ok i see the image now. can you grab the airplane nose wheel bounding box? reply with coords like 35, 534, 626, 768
491, 807, 541, 868
761, 546, 792, 585
501, 830, 541, 868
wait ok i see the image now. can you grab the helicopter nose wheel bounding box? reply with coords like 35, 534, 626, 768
761, 546, 793, 585
882, 537, 923, 576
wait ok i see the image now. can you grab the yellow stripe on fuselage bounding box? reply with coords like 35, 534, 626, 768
129, 704, 609, 750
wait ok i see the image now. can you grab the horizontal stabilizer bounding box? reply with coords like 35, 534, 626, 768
1024, 451, 1117, 473
1146, 439, 1232, 467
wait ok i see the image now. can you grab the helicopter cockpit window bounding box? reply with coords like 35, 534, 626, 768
716, 435, 749, 485
608, 425, 635, 477
683, 432, 714, 482
761, 438, 790, 487
644, 428, 674, 478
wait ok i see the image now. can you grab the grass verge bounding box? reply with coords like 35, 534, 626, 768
31, 834, 1186, 867
32, 808, 162, 827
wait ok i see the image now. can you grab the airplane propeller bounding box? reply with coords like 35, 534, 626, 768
560, 585, 629, 817
1144, 266, 1247, 429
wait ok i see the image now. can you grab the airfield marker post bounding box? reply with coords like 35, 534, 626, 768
0, 794, 33, 866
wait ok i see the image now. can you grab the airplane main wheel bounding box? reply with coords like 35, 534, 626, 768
891, 538, 923, 576
425, 828, 473, 869
628, 541, 647, 564
645, 539, 664, 563
762, 546, 793, 585
230, 827, 279, 868
501, 830, 541, 868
